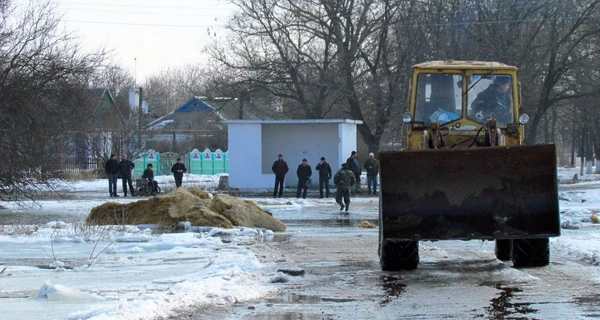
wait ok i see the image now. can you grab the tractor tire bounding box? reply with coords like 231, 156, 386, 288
380, 240, 419, 271
511, 238, 550, 268
495, 239, 512, 261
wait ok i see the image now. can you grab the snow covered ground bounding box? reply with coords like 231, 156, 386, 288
0, 168, 599, 320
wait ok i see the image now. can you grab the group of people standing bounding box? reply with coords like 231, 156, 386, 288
104, 154, 136, 197
271, 151, 379, 213
104, 155, 187, 197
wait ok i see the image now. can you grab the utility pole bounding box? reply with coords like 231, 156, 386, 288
137, 87, 143, 150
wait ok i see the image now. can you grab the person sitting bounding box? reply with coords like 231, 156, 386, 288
142, 163, 158, 195
471, 76, 512, 123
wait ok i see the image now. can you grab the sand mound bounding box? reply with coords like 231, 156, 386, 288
209, 194, 285, 232
86, 188, 285, 232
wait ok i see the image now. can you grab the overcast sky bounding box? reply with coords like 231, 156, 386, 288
56, 0, 237, 83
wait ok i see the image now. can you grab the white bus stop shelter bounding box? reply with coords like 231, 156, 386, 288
225, 119, 363, 190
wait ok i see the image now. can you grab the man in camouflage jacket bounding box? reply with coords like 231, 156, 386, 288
334, 163, 356, 213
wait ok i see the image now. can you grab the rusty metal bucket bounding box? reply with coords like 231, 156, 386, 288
379, 144, 560, 241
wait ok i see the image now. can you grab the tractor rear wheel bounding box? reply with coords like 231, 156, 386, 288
495, 239, 512, 261
380, 240, 419, 271
511, 238, 550, 268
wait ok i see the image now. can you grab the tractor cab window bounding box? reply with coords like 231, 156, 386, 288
414, 73, 462, 126
467, 74, 514, 126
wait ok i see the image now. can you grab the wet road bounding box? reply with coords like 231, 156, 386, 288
194, 199, 600, 320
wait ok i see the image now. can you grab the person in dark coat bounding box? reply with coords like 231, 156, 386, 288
118, 155, 135, 196
170, 158, 187, 188
334, 163, 356, 213
271, 154, 289, 198
346, 151, 361, 194
296, 158, 312, 199
471, 76, 512, 124
104, 154, 119, 197
363, 152, 380, 195
315, 157, 332, 198
142, 163, 157, 195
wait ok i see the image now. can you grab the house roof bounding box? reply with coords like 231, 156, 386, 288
175, 97, 223, 114
146, 96, 225, 130
89, 88, 127, 128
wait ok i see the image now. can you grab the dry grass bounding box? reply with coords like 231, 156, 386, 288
591, 213, 600, 224
0, 216, 39, 236
86, 187, 286, 231
63, 170, 102, 181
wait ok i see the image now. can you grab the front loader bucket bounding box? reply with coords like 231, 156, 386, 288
379, 144, 559, 241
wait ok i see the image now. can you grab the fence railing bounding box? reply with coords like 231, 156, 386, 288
132, 148, 228, 177
59, 148, 228, 177
59, 158, 103, 175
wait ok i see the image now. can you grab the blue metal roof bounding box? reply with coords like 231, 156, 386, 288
175, 96, 215, 112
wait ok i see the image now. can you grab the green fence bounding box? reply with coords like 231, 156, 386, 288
132, 148, 228, 177
189, 149, 228, 175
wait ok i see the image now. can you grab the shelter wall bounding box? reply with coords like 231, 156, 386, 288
227, 121, 358, 190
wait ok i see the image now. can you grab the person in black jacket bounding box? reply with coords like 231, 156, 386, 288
363, 152, 380, 195
315, 157, 332, 198
170, 158, 187, 188
104, 154, 119, 197
471, 76, 512, 124
296, 158, 312, 199
142, 163, 157, 195
118, 155, 135, 196
271, 154, 289, 198
346, 151, 361, 194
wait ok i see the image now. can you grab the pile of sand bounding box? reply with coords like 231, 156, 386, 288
86, 188, 286, 232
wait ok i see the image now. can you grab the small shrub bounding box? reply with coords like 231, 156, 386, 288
591, 213, 600, 224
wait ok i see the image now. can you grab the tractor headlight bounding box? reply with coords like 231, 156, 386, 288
402, 113, 412, 123
519, 114, 529, 125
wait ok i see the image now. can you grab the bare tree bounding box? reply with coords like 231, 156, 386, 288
143, 65, 211, 117
0, 0, 105, 201
209, 0, 346, 119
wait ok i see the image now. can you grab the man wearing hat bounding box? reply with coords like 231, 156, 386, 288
364, 152, 380, 195
346, 151, 361, 194
271, 154, 289, 198
296, 158, 312, 199
333, 163, 356, 213
471, 75, 513, 123
118, 155, 136, 196
170, 158, 187, 188
315, 157, 332, 198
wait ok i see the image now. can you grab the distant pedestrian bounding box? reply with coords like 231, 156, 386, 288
334, 163, 356, 213
296, 158, 312, 199
272, 154, 289, 198
315, 157, 332, 198
346, 151, 361, 194
170, 158, 187, 188
364, 152, 380, 195
104, 154, 119, 197
118, 155, 135, 197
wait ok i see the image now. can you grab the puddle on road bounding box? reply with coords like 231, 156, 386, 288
282, 218, 379, 228
379, 275, 407, 305
240, 311, 334, 320
265, 293, 355, 304
484, 284, 537, 318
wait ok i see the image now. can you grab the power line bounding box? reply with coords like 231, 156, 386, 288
63, 19, 227, 28
61, 1, 233, 11
63, 7, 232, 18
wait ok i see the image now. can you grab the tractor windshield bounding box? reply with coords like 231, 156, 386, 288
467, 74, 514, 126
414, 73, 462, 126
